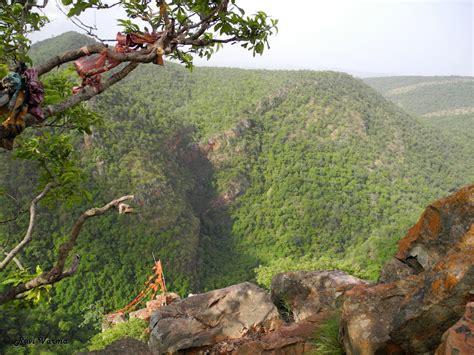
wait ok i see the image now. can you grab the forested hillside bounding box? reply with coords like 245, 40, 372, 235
1, 33, 473, 353
364, 75, 474, 172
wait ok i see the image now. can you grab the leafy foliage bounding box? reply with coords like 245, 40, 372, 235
0, 1, 48, 64
58, 0, 277, 69
1, 265, 52, 304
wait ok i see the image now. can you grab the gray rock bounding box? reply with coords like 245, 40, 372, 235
271, 270, 368, 322
148, 282, 282, 354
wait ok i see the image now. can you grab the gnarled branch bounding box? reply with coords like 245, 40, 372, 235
0, 194, 134, 305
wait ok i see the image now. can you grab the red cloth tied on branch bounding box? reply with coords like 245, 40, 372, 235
74, 49, 121, 79
73, 32, 163, 94
116, 32, 162, 49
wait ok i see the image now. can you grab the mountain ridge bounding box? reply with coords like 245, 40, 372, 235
0, 31, 472, 353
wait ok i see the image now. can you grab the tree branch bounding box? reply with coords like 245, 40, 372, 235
35, 44, 156, 76
46, 61, 140, 117
0, 194, 134, 305
0, 183, 54, 271
0, 62, 140, 143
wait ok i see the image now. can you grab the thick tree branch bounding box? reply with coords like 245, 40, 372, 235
0, 194, 134, 305
0, 0, 274, 151
46, 62, 140, 117
0, 62, 140, 142
0, 183, 54, 271
36, 44, 156, 76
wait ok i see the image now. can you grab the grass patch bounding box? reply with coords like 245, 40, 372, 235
313, 315, 343, 355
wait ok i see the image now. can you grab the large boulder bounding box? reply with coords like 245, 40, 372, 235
148, 282, 282, 354
380, 184, 474, 283
341, 185, 474, 354
271, 270, 367, 322
436, 302, 474, 355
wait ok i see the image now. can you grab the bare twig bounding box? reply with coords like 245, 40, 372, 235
0, 194, 134, 305
0, 247, 24, 270
0, 183, 54, 271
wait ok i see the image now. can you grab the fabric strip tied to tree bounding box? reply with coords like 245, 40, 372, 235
73, 32, 163, 93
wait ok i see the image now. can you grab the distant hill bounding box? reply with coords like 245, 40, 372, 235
364, 76, 474, 117
1, 32, 473, 352
364, 76, 474, 166
29, 31, 97, 66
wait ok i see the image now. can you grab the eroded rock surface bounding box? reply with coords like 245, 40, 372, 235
148, 282, 282, 354
380, 184, 474, 283
341, 185, 474, 354
436, 302, 474, 355
271, 270, 367, 322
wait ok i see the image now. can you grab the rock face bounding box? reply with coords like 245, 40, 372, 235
271, 270, 367, 322
436, 302, 474, 355
148, 282, 282, 354
341, 184, 474, 354
102, 312, 126, 330
208, 320, 320, 355
380, 184, 474, 283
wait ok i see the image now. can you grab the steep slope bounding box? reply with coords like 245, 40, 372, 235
0, 33, 473, 352
91, 65, 473, 288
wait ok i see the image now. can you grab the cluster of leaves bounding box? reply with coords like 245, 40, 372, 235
14, 133, 89, 207
42, 67, 103, 134
0, 1, 49, 64
1, 265, 51, 305
11, 67, 102, 206
59, 0, 278, 69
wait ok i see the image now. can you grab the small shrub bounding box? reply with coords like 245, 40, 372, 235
88, 318, 148, 351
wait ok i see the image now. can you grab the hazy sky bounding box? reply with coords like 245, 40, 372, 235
31, 0, 473, 77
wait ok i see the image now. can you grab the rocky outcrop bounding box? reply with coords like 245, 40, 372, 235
380, 184, 474, 283
102, 312, 126, 330
148, 282, 282, 354
436, 302, 474, 355
205, 320, 321, 354
129, 293, 181, 322
271, 270, 367, 322
341, 185, 474, 354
